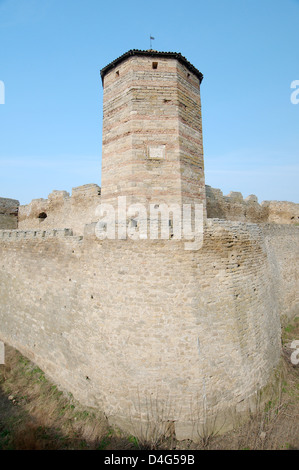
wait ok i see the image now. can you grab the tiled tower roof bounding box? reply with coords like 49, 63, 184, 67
100, 49, 203, 83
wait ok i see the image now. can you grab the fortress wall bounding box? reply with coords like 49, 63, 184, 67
261, 224, 299, 322
18, 184, 101, 236
205, 185, 299, 225
262, 200, 299, 225
0, 197, 19, 229
205, 186, 265, 222
1, 219, 297, 439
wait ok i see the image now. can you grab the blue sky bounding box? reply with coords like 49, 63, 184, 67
0, 0, 298, 205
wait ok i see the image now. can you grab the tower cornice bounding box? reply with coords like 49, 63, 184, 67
100, 49, 204, 84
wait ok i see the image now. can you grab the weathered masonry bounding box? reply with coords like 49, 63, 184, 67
0, 198, 19, 230
100, 50, 206, 210
0, 50, 298, 440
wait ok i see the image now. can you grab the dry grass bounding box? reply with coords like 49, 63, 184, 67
0, 316, 298, 450
0, 346, 135, 450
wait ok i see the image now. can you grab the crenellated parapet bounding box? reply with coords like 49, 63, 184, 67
206, 185, 299, 224
18, 184, 101, 236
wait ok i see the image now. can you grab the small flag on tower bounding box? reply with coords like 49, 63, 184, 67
150, 35, 155, 49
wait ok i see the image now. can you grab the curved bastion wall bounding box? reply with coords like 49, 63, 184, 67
0, 219, 298, 439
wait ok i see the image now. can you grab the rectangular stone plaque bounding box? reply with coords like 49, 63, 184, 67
148, 145, 165, 159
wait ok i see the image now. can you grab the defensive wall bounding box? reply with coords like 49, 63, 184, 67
17, 184, 101, 236
206, 185, 299, 224
0, 214, 298, 439
0, 48, 298, 440
11, 184, 299, 236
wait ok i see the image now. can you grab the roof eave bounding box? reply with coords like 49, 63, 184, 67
100, 49, 203, 84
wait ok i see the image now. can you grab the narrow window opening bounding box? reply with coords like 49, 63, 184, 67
152, 62, 158, 69
115, 70, 120, 77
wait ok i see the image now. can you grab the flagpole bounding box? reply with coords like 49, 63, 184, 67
150, 35, 155, 50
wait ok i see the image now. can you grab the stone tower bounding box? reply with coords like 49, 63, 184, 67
100, 50, 206, 211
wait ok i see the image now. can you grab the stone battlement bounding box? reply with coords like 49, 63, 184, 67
206, 185, 299, 224
10, 185, 299, 238
18, 184, 101, 236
